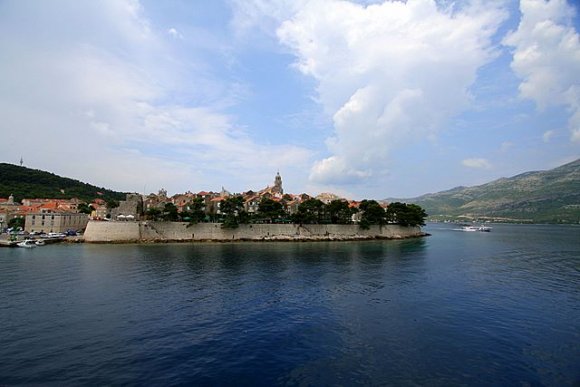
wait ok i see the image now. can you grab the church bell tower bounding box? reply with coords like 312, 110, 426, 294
274, 171, 283, 194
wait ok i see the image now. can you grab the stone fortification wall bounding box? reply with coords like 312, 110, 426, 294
84, 221, 141, 242
84, 221, 424, 243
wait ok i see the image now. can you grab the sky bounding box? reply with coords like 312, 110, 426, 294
0, 0, 579, 199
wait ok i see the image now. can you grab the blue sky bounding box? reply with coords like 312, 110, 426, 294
0, 0, 578, 199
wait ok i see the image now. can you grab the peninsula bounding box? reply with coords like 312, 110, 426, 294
1, 166, 427, 243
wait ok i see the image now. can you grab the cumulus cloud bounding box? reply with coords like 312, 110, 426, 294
274, 0, 506, 185
503, 0, 580, 142
0, 0, 311, 194
462, 158, 492, 169
167, 27, 183, 39
543, 129, 556, 142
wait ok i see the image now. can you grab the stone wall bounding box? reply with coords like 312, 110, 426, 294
110, 194, 144, 220
84, 221, 141, 242
84, 221, 424, 243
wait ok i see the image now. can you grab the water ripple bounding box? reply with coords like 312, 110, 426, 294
0, 225, 579, 385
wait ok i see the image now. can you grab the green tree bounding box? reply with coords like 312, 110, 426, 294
291, 198, 327, 224
359, 200, 386, 229
327, 199, 353, 224
162, 203, 179, 221
106, 199, 120, 209
8, 217, 24, 230
146, 207, 161, 221
0, 163, 127, 204
257, 197, 285, 222
386, 202, 427, 226
183, 197, 206, 224
220, 195, 247, 228
78, 203, 94, 214
408, 204, 427, 226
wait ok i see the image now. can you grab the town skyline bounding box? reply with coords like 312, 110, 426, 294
1, 0, 579, 199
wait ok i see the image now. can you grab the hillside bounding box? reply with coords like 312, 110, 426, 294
0, 163, 127, 204
387, 158, 580, 223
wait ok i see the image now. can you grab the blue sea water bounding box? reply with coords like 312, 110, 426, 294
0, 223, 579, 386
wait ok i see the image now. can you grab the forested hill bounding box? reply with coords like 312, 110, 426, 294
0, 163, 127, 203
385, 158, 580, 223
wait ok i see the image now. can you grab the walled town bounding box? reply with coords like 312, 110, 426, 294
0, 172, 426, 238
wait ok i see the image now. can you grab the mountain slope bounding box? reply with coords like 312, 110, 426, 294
387, 159, 580, 223
0, 163, 127, 203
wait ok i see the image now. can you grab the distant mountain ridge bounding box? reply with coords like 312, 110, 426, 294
0, 163, 127, 203
385, 158, 580, 223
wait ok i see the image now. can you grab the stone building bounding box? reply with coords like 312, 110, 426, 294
25, 212, 89, 233
111, 194, 144, 221
273, 172, 283, 194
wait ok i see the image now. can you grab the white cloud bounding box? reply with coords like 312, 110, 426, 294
500, 141, 514, 152
274, 0, 506, 186
0, 0, 311, 194
543, 129, 556, 142
503, 0, 580, 142
230, 0, 306, 38
167, 27, 183, 39
462, 158, 492, 169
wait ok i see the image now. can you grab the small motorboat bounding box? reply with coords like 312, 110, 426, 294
461, 225, 492, 232
17, 239, 37, 248
35, 239, 46, 246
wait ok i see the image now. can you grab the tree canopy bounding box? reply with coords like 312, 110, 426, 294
327, 199, 354, 224
220, 195, 247, 228
257, 197, 286, 222
0, 163, 126, 203
386, 202, 427, 227
183, 197, 206, 224
359, 199, 386, 229
291, 198, 327, 224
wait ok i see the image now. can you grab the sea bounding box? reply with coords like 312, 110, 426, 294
0, 223, 578, 386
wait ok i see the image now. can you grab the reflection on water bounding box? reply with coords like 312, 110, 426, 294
0, 225, 578, 385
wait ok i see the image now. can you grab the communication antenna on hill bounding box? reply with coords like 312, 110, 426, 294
19, 157, 23, 167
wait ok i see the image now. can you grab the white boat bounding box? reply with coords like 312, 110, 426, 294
35, 239, 46, 246
17, 239, 37, 248
461, 225, 492, 232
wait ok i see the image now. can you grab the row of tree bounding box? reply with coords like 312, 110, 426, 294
144, 196, 427, 229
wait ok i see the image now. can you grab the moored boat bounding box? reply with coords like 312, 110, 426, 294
17, 239, 37, 248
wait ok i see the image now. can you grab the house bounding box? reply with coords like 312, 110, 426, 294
349, 201, 362, 223
90, 199, 109, 220
208, 196, 226, 215
25, 212, 89, 233
244, 194, 261, 214
0, 211, 8, 230
316, 192, 342, 204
